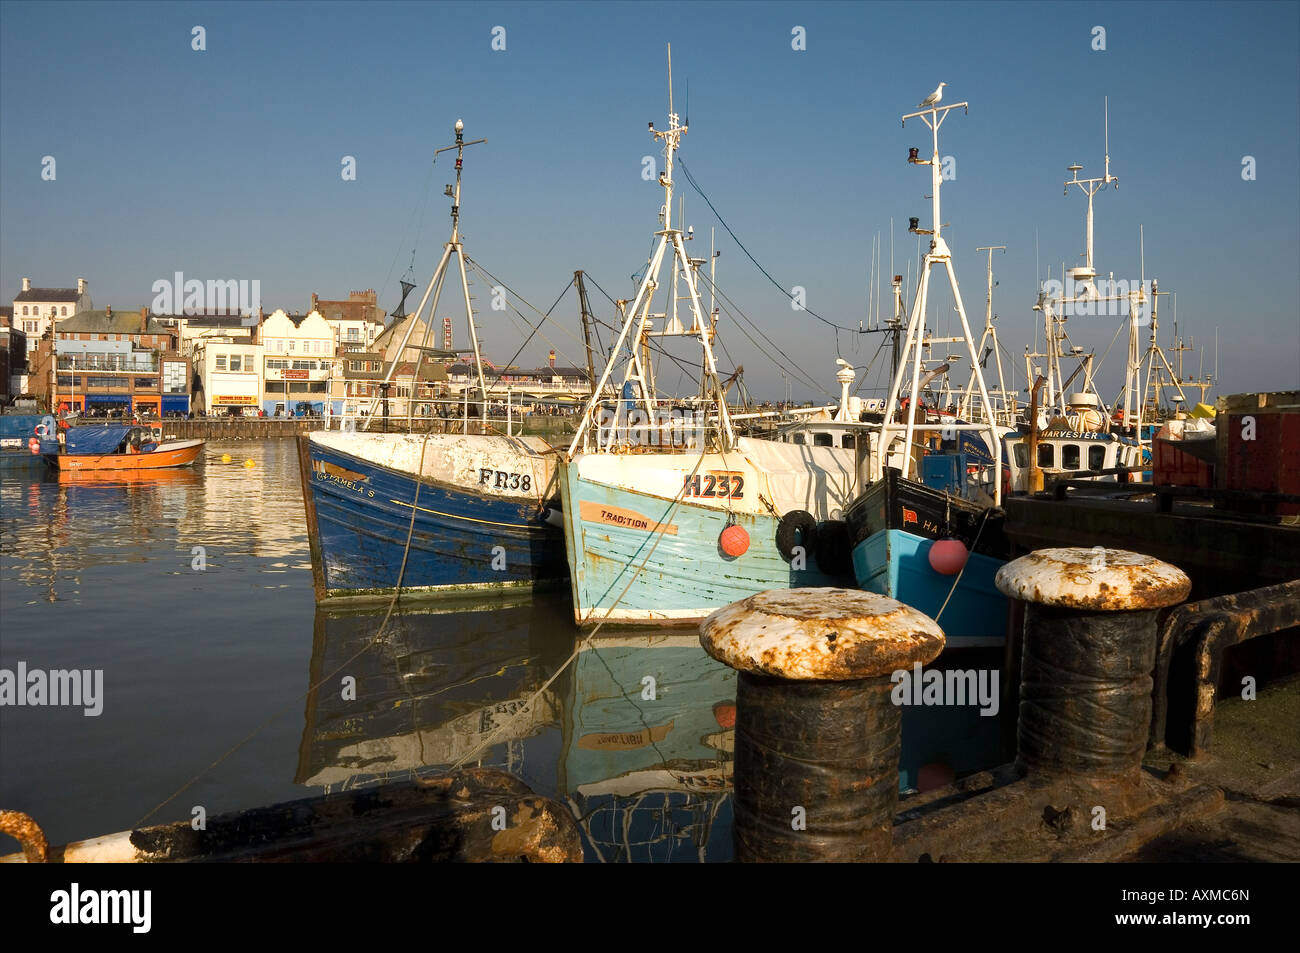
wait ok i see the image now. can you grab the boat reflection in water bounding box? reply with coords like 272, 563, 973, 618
297, 593, 573, 789
299, 597, 737, 861
560, 633, 735, 863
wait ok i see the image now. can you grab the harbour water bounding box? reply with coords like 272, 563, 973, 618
0, 439, 735, 862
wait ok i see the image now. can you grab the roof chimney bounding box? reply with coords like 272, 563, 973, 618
105, 305, 112, 319
310, 293, 319, 312
77, 278, 87, 295
21, 277, 31, 292
141, 306, 149, 333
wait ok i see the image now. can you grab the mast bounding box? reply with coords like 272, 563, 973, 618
362, 119, 487, 432
574, 270, 598, 393
876, 87, 1002, 505
567, 45, 733, 456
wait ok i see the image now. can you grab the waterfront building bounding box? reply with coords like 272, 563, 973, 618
259, 309, 335, 416
155, 310, 258, 357
12, 277, 93, 339
192, 334, 264, 416
28, 307, 191, 416
310, 290, 386, 350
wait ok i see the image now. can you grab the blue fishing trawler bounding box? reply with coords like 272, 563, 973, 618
845, 460, 1010, 647
295, 119, 575, 603
298, 432, 568, 602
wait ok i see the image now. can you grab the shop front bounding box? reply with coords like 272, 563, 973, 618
211, 394, 259, 417
161, 394, 190, 417
83, 393, 133, 418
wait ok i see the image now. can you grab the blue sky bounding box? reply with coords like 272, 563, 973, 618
2, 0, 1297, 401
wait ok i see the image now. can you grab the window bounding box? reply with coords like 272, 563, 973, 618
1062, 445, 1080, 470
267, 359, 288, 369
1037, 443, 1055, 468
288, 340, 295, 352
135, 378, 154, 389
293, 360, 313, 370
842, 434, 855, 450
1088, 445, 1107, 471
813, 432, 834, 447
274, 339, 284, 353
347, 328, 359, 342
1013, 443, 1029, 468
215, 355, 227, 370
349, 361, 361, 372
229, 355, 241, 371
61, 307, 67, 316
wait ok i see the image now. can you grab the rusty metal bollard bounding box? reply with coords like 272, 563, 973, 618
995, 548, 1190, 783
700, 587, 945, 862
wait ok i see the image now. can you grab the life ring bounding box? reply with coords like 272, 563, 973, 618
814, 519, 853, 576
775, 510, 818, 562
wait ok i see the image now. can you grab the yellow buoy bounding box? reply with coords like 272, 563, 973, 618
221, 454, 231, 463
243, 459, 256, 468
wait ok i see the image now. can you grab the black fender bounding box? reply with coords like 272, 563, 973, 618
775, 510, 818, 562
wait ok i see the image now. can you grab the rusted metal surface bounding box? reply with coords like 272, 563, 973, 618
1, 769, 582, 864
995, 547, 1190, 611
0, 810, 48, 863
1047, 784, 1224, 862
1017, 604, 1161, 781
733, 674, 900, 862
1151, 578, 1300, 757
699, 587, 945, 680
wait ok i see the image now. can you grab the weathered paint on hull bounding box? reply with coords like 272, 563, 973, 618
559, 459, 851, 625
851, 528, 1007, 646
307, 439, 568, 601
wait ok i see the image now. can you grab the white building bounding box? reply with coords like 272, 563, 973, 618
12, 278, 93, 339
193, 338, 264, 415
259, 309, 335, 416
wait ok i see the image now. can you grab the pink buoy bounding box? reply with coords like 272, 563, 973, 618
719, 523, 750, 558
928, 538, 968, 575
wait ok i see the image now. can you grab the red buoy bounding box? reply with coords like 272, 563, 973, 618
928, 538, 968, 575
28, 437, 40, 454
719, 523, 750, 557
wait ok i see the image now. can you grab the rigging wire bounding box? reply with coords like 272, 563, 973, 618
678, 158, 889, 339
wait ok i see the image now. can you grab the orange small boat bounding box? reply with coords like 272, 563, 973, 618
43, 424, 205, 471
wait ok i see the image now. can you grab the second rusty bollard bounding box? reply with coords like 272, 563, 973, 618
700, 587, 945, 862
995, 547, 1190, 784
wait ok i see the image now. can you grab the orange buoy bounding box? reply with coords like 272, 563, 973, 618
28, 437, 40, 454
928, 538, 968, 575
712, 702, 736, 729
719, 523, 750, 558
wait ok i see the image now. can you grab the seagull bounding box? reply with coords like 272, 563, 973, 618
919, 82, 947, 108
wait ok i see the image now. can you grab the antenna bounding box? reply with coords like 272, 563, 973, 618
1104, 96, 1110, 182
667, 44, 673, 117
1139, 224, 1145, 285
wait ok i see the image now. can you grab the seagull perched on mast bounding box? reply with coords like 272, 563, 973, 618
919, 82, 947, 108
